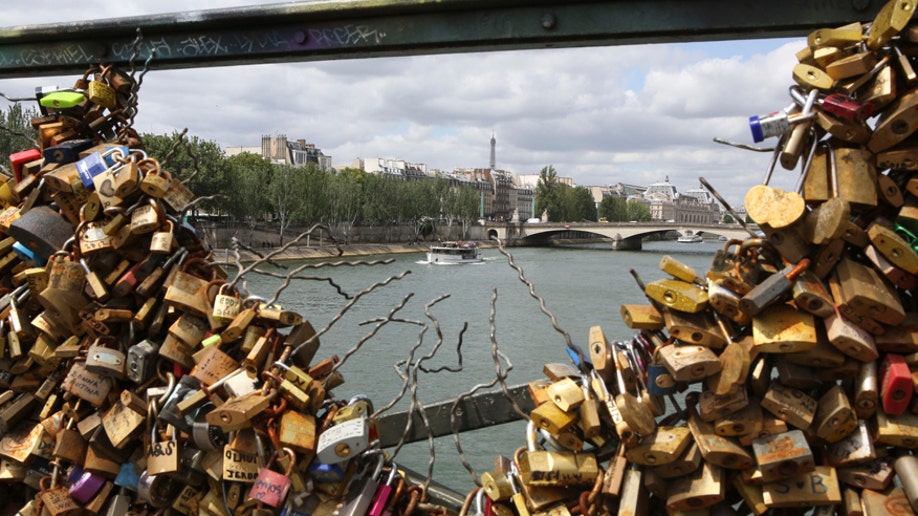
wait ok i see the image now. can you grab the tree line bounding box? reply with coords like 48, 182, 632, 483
2, 105, 651, 245
535, 165, 651, 223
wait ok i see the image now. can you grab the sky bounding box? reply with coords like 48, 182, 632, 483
0, 1, 814, 209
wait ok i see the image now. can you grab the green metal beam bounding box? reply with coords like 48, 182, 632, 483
0, 0, 884, 78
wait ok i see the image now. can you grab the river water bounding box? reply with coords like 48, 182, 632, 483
244, 239, 721, 492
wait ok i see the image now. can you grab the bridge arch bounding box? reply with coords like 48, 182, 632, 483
483, 222, 748, 249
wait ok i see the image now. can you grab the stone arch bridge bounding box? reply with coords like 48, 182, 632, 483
483, 221, 749, 250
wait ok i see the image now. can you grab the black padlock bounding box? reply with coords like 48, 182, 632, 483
7, 205, 74, 263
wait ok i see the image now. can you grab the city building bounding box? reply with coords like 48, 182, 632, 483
225, 135, 332, 171
351, 157, 430, 179
632, 176, 720, 223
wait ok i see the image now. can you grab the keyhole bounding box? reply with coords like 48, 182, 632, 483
335, 442, 351, 457
892, 119, 911, 135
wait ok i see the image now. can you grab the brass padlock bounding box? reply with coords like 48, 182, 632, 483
685, 395, 754, 470
713, 399, 762, 438
751, 429, 815, 483
518, 420, 598, 487
761, 466, 842, 508
827, 419, 876, 467
662, 308, 727, 349
665, 461, 725, 512
624, 425, 691, 466
751, 304, 818, 354
813, 384, 857, 443
761, 382, 817, 430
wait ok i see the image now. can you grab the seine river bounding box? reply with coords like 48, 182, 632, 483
245, 239, 721, 493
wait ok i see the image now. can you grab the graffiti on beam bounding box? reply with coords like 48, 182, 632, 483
0, 44, 95, 67
233, 32, 293, 53
308, 25, 387, 47
0, 24, 384, 69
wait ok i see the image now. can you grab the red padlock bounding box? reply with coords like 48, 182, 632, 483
8, 148, 41, 182
821, 93, 874, 121
248, 448, 295, 508
880, 353, 912, 416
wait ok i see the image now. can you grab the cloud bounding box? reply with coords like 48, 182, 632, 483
1, 3, 808, 208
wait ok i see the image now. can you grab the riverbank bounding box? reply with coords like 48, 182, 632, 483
214, 241, 498, 262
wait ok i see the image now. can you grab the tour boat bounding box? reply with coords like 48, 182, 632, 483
677, 234, 703, 243
427, 241, 482, 264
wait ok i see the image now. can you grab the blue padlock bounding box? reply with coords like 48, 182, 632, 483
646, 362, 676, 396
308, 461, 346, 483
115, 461, 141, 491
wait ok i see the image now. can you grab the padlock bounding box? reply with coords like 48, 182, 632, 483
761, 382, 817, 430
212, 282, 242, 325
85, 340, 126, 379
139, 158, 172, 198
812, 385, 857, 443
87, 75, 116, 109
867, 0, 917, 49
624, 425, 691, 466
827, 419, 875, 467
249, 448, 295, 508
838, 457, 895, 490
663, 307, 728, 349
334, 452, 388, 516
656, 343, 721, 382
752, 304, 818, 353
147, 421, 180, 476
685, 395, 754, 470
706, 338, 750, 396
791, 270, 835, 318
517, 420, 598, 487
707, 279, 750, 325
881, 353, 913, 416
277, 408, 316, 455
739, 259, 810, 316
665, 461, 725, 512
869, 221, 918, 275
751, 429, 815, 483
706, 238, 764, 295
316, 413, 370, 465
150, 220, 175, 254
698, 386, 749, 423
713, 398, 762, 437
761, 466, 842, 508
644, 277, 709, 313
129, 199, 160, 235
41, 476, 82, 516
68, 465, 107, 505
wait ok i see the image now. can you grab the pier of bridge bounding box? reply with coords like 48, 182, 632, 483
481, 221, 749, 249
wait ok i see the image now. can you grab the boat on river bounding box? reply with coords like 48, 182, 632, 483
677, 234, 703, 243
426, 241, 482, 264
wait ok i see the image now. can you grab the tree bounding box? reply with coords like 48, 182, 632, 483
722, 213, 734, 224
224, 152, 273, 225
626, 200, 652, 222
0, 104, 38, 173
327, 168, 365, 244
535, 165, 562, 221
267, 164, 307, 245
142, 132, 229, 215
599, 196, 628, 222
295, 162, 330, 225
564, 186, 597, 221
363, 174, 401, 241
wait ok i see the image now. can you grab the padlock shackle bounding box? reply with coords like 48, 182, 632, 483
525, 420, 539, 452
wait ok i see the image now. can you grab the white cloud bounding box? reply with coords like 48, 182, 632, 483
1, 3, 812, 208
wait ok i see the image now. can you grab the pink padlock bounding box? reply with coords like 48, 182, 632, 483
68, 466, 106, 504
369, 467, 400, 516
249, 448, 295, 508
